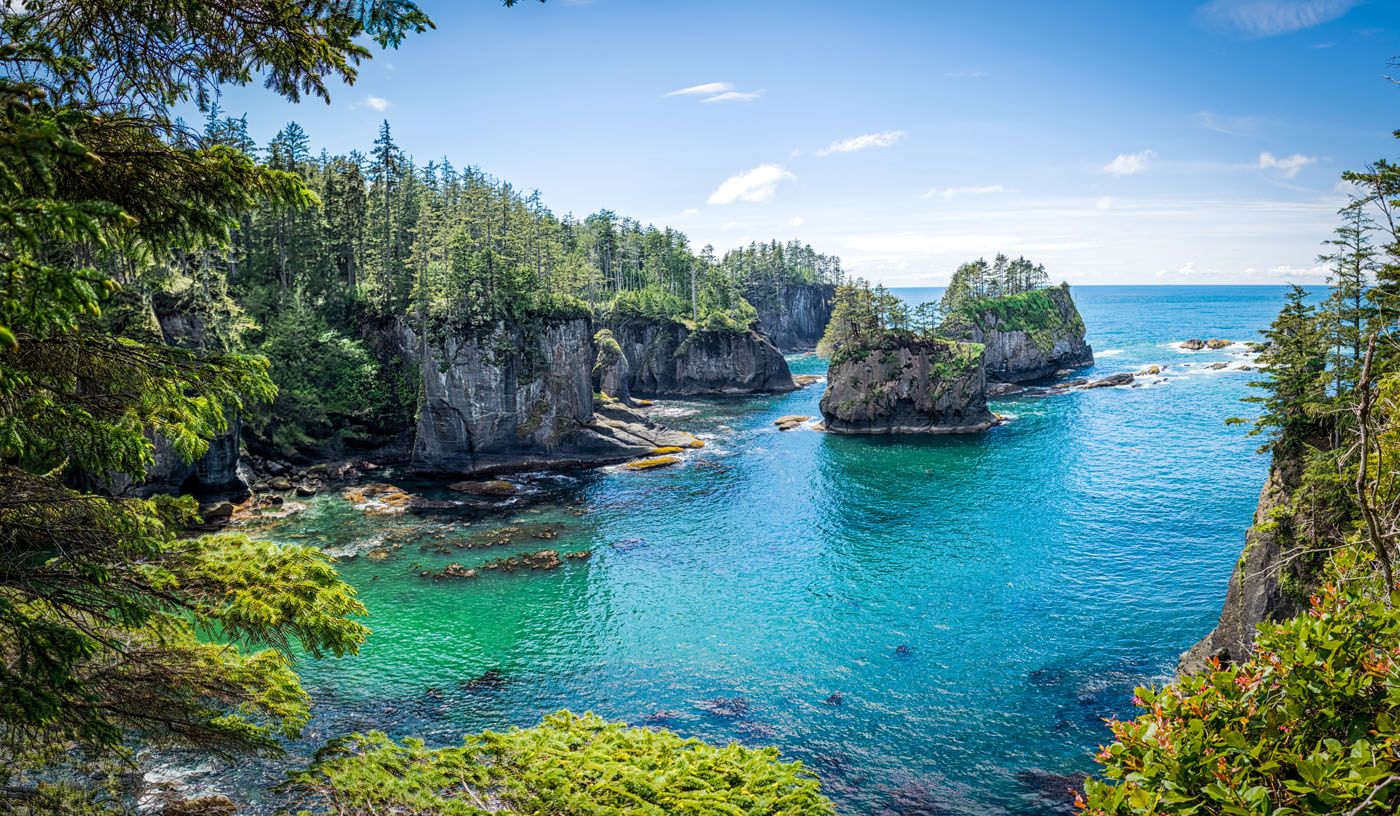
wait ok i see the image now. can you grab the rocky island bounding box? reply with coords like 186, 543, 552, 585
820, 336, 997, 434
816, 255, 1092, 434
939, 256, 1093, 382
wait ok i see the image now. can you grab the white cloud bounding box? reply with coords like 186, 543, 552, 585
1195, 0, 1361, 38
680, 208, 699, 217
921, 184, 1006, 200
817, 130, 908, 157
664, 82, 762, 103
707, 164, 795, 204
364, 95, 391, 112
787, 216, 805, 227
1104, 150, 1155, 176
1194, 110, 1258, 135
664, 82, 731, 98
702, 90, 763, 103
1096, 196, 1114, 211
1258, 151, 1317, 177
945, 70, 988, 78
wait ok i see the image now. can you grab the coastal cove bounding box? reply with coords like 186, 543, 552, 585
217, 285, 1297, 815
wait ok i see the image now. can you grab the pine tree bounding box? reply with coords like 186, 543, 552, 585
1238, 285, 1329, 452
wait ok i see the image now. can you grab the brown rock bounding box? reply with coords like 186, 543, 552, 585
448, 479, 518, 497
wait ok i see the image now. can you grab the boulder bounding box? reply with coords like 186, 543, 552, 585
1083, 372, 1134, 388
1206, 338, 1232, 349
773, 414, 811, 431
592, 328, 633, 406
1182, 339, 1206, 351
624, 455, 680, 471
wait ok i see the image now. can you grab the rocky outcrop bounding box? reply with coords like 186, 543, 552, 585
1179, 459, 1312, 674
608, 318, 796, 396
592, 328, 632, 405
945, 284, 1093, 383
404, 318, 698, 474
819, 338, 998, 434
749, 282, 835, 351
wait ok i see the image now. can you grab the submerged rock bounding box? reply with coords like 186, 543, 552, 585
448, 479, 518, 497
819, 338, 997, 435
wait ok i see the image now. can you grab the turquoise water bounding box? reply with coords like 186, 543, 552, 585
249, 286, 1296, 814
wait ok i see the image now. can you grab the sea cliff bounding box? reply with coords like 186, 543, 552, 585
607, 317, 796, 396
750, 282, 835, 351
1179, 456, 1314, 673
819, 338, 997, 434
403, 317, 700, 474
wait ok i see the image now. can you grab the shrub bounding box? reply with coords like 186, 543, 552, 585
1084, 545, 1400, 815
287, 710, 835, 816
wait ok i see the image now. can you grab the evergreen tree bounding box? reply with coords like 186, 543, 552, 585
1237, 285, 1329, 453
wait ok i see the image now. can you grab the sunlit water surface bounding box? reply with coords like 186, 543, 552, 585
231, 286, 1301, 814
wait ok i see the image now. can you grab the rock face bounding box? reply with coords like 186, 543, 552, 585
1179, 460, 1310, 674
819, 339, 998, 434
592, 328, 632, 405
87, 298, 248, 499
749, 283, 835, 351
608, 318, 796, 396
946, 284, 1093, 383
405, 318, 698, 474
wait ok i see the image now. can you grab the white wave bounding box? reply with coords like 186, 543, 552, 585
1097, 348, 1125, 357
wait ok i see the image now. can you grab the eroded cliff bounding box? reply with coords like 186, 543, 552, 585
608, 318, 796, 396
750, 282, 835, 351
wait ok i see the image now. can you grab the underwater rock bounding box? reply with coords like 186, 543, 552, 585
1207, 362, 1229, 370
697, 696, 751, 718
793, 373, 824, 388
448, 479, 518, 497
824, 692, 845, 706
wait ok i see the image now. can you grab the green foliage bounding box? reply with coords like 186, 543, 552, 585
246, 298, 401, 457
0, 1, 422, 810
1088, 118, 1400, 816
1084, 546, 1400, 816
287, 710, 835, 816
1237, 285, 1329, 454
939, 252, 1049, 315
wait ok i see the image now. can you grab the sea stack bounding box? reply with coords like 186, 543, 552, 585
942, 283, 1093, 382
819, 337, 998, 434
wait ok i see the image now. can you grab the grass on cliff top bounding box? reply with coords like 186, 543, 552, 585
287, 710, 835, 816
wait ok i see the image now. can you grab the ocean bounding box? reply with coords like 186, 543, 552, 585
245, 285, 1303, 814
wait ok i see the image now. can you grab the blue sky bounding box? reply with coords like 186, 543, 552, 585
213, 0, 1400, 286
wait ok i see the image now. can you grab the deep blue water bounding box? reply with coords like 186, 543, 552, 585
246, 285, 1298, 815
